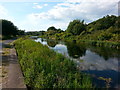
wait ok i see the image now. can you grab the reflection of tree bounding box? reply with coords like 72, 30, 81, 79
66, 42, 86, 58
88, 46, 120, 60
47, 40, 58, 47
41, 38, 44, 42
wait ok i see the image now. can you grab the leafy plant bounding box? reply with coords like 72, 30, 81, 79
14, 38, 93, 88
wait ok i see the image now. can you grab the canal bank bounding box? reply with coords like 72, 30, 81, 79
1, 40, 26, 88
35, 38, 120, 88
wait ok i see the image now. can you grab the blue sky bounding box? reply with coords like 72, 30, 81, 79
0, 0, 119, 31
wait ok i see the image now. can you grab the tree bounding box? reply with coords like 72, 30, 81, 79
47, 26, 57, 31
66, 20, 86, 35
87, 15, 117, 31
57, 28, 64, 33
2, 19, 18, 36
17, 30, 25, 35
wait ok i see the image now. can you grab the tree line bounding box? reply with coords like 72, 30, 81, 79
1, 15, 120, 42
41, 15, 120, 42
0, 19, 25, 39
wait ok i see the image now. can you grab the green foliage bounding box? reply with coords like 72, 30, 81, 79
87, 15, 117, 31
39, 15, 120, 49
77, 15, 120, 47
39, 26, 64, 39
78, 40, 120, 49
98, 32, 112, 40
47, 26, 57, 31
46, 30, 57, 36
14, 38, 93, 88
87, 45, 120, 60
1, 19, 25, 39
26, 31, 45, 36
17, 30, 25, 35
66, 20, 86, 35
1, 19, 18, 36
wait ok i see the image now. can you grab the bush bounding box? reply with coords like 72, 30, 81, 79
14, 38, 93, 88
66, 20, 86, 35
98, 32, 112, 40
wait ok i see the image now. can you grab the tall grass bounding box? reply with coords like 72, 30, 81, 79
77, 40, 120, 49
14, 38, 93, 88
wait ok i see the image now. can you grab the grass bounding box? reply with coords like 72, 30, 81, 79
77, 40, 120, 49
14, 38, 94, 88
39, 33, 120, 49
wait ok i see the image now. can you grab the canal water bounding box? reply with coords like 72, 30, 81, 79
35, 38, 120, 88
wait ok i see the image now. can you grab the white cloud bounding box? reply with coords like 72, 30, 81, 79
33, 3, 38, 5
19, 14, 68, 31
0, 5, 8, 18
0, 4, 21, 31
30, 0, 118, 23
118, 1, 120, 16
33, 3, 48, 9
23, 0, 119, 31
33, 5, 42, 9
0, 4, 15, 22
3, 0, 117, 31
65, 0, 119, 3
44, 4, 48, 6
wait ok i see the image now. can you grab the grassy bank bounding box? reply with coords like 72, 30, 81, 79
39, 15, 120, 49
14, 38, 93, 88
39, 34, 120, 49
77, 40, 120, 49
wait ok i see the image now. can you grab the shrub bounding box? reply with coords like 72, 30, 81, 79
14, 38, 93, 88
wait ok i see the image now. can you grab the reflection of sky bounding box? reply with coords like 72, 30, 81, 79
52, 44, 68, 54
35, 38, 47, 45
35, 38, 119, 72
78, 50, 118, 71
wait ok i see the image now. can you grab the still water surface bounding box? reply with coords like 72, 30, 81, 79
35, 38, 120, 88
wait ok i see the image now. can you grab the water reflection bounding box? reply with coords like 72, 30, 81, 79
41, 38, 44, 42
82, 70, 120, 88
35, 38, 120, 72
35, 38, 120, 88
47, 40, 58, 47
65, 42, 86, 58
79, 50, 119, 71
87, 46, 120, 60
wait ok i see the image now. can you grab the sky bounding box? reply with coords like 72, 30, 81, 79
0, 0, 119, 31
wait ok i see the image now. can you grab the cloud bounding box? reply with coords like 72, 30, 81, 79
23, 0, 119, 31
33, 3, 48, 9
33, 5, 43, 9
0, 4, 20, 30
1, 0, 118, 31
65, 0, 119, 3
44, 4, 48, 6
118, 1, 120, 16
0, 4, 15, 21
19, 13, 68, 31
0, 5, 8, 18
33, 3, 38, 5
30, 0, 118, 23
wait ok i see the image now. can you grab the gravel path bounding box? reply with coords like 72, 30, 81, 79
1, 40, 27, 89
